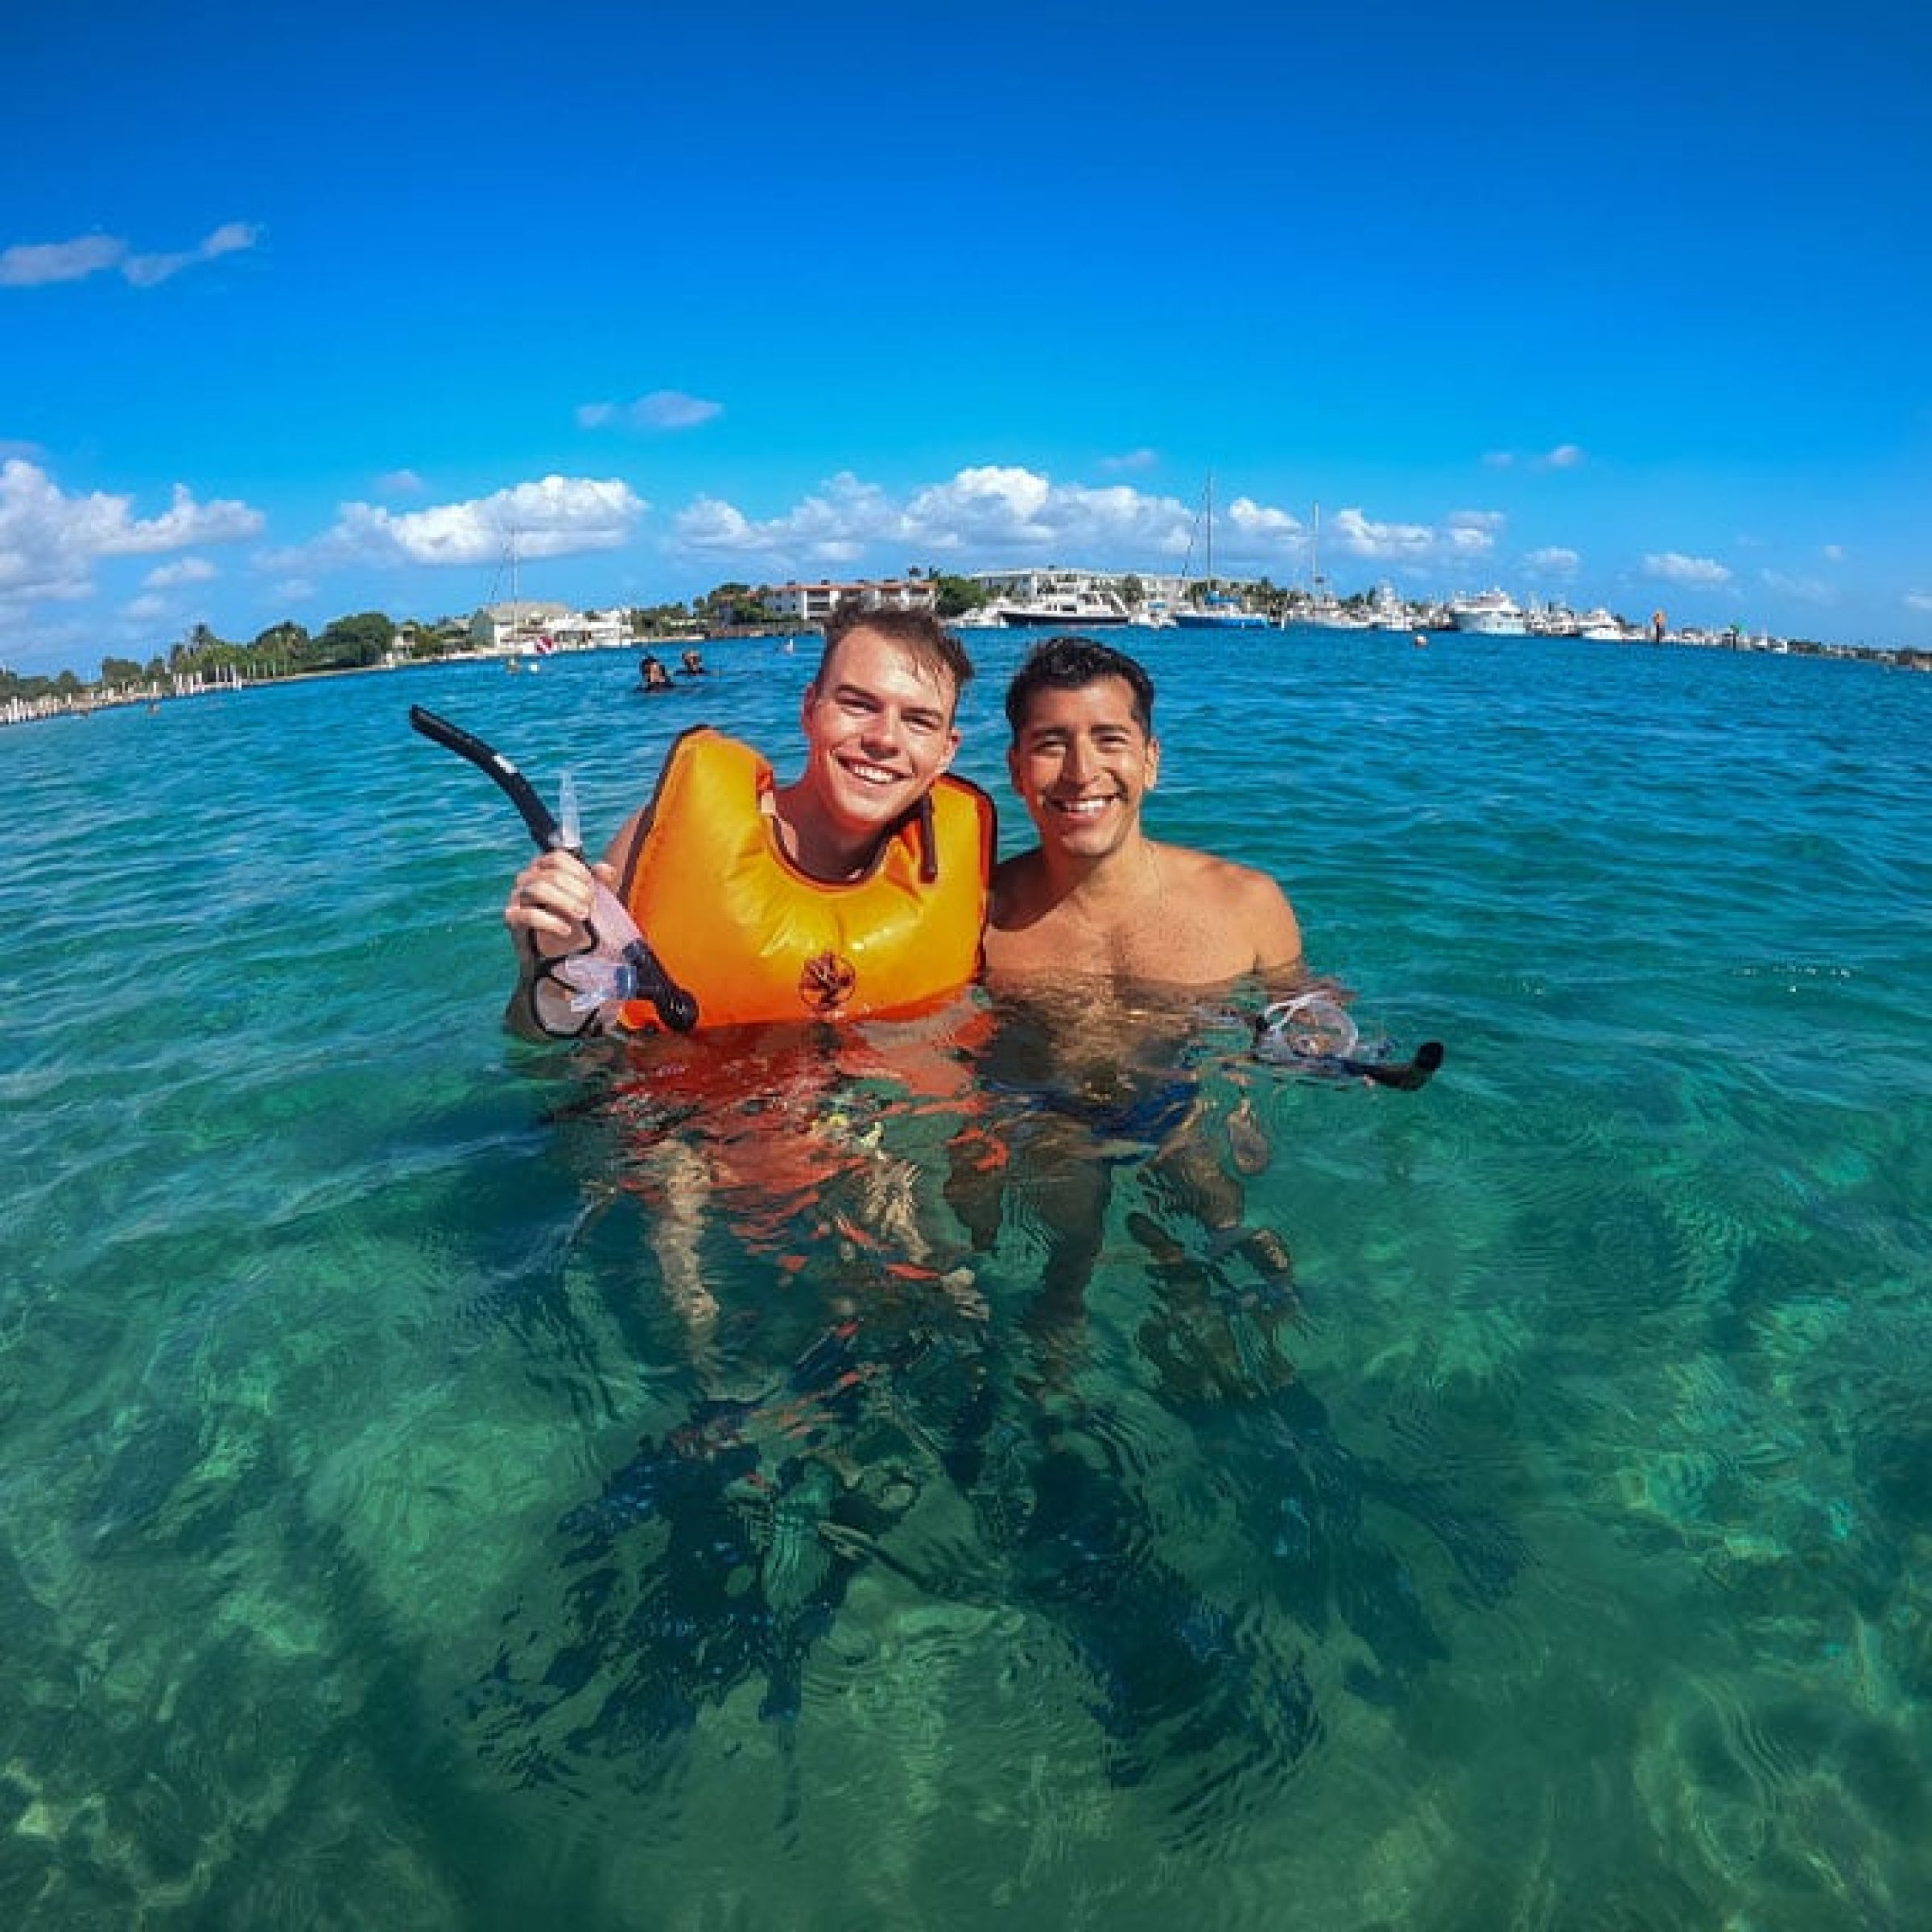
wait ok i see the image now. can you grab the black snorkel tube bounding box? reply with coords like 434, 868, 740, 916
409, 704, 699, 1034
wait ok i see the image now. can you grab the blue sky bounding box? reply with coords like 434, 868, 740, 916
5, 0, 1928, 675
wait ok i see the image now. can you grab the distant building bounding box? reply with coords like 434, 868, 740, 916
469, 602, 631, 653
964, 567, 1120, 602
761, 579, 938, 624
963, 568, 1237, 621
470, 599, 572, 653
547, 609, 633, 650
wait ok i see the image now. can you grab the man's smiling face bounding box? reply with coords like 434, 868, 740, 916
798, 624, 960, 843
1008, 674, 1160, 861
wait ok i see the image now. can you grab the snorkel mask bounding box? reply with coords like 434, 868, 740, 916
1253, 993, 1444, 1091
410, 705, 699, 1035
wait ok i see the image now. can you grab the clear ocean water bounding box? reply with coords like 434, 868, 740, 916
3, 626, 1929, 1929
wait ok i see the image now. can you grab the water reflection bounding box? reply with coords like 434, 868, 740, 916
470, 990, 1520, 1835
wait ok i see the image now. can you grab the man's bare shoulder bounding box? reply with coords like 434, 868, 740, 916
1156, 843, 1303, 969
1160, 843, 1282, 903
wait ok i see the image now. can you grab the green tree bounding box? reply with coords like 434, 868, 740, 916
249, 621, 310, 679
695, 583, 774, 630
98, 654, 147, 687
629, 603, 696, 636
312, 612, 395, 670
0, 666, 58, 702
929, 573, 989, 619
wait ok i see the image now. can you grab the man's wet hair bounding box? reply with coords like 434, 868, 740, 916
1004, 635, 1156, 739
819, 600, 975, 704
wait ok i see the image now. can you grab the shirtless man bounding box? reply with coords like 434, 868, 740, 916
985, 635, 1303, 989
963, 637, 1306, 1376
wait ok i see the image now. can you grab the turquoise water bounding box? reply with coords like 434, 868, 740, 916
3, 630, 1929, 1927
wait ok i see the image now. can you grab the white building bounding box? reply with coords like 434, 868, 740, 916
760, 579, 938, 624
469, 602, 633, 653
470, 600, 572, 653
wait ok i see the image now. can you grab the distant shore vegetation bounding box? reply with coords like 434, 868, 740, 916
5, 572, 1926, 725
0, 575, 995, 720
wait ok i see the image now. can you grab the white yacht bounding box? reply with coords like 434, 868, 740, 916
1449, 588, 1529, 636
1365, 584, 1412, 632
994, 581, 1133, 627
1291, 505, 1370, 630
1297, 594, 1371, 632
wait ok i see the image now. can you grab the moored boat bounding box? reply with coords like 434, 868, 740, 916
1174, 597, 1270, 630
1450, 588, 1529, 636
997, 587, 1133, 627
1176, 474, 1269, 628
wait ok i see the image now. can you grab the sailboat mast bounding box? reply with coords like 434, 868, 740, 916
1204, 474, 1215, 587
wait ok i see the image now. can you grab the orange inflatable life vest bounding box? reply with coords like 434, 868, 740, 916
616, 727, 994, 1031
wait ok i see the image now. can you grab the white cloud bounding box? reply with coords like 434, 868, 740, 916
675, 473, 905, 563
374, 469, 427, 496
0, 235, 124, 287
665, 469, 1532, 583
909, 466, 1054, 543
297, 476, 648, 570
122, 222, 262, 287
0, 459, 262, 605
897, 469, 1183, 559
1822, 543, 1845, 564
672, 466, 1208, 569
1442, 510, 1504, 557
1323, 508, 1440, 562
0, 223, 261, 289
674, 496, 760, 551
1523, 547, 1582, 577
142, 556, 218, 589
1759, 568, 1832, 605
1481, 443, 1583, 471
1223, 496, 1301, 543
1643, 551, 1733, 587
1100, 448, 1159, 472
577, 390, 723, 431
1902, 590, 1932, 614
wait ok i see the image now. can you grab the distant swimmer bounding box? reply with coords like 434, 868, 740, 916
507, 602, 993, 1036
679, 648, 708, 676
639, 651, 674, 691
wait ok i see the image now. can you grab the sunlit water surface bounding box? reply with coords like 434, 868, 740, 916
2, 629, 1929, 1928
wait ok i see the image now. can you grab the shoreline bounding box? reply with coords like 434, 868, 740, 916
5, 625, 1928, 733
